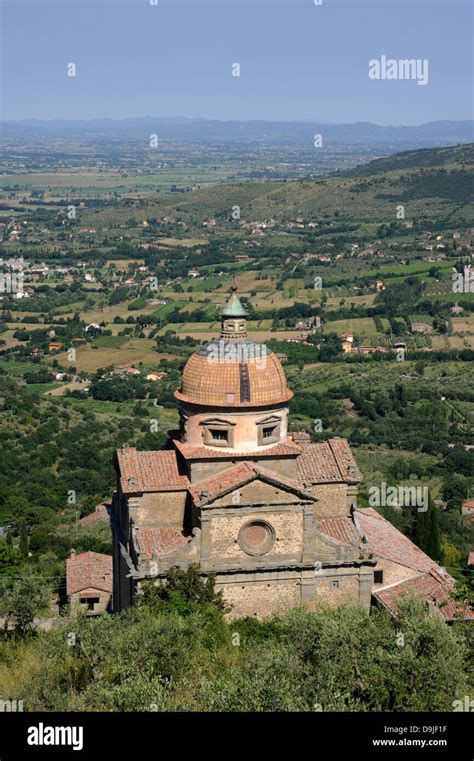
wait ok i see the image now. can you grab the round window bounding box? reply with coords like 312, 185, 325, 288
238, 520, 275, 556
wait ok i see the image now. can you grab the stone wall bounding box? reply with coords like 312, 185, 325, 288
188, 455, 298, 483
69, 587, 111, 615
314, 571, 362, 607
215, 565, 373, 618
216, 570, 302, 619
373, 558, 420, 587
312, 483, 351, 518
131, 491, 187, 528
208, 508, 304, 564
212, 480, 304, 508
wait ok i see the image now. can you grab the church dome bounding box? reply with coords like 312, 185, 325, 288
174, 338, 293, 408
174, 284, 293, 409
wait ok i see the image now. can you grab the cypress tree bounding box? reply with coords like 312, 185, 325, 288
413, 493, 441, 561
427, 498, 441, 561
413, 507, 430, 554
19, 520, 28, 558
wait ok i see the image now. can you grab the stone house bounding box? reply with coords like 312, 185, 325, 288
66, 550, 113, 615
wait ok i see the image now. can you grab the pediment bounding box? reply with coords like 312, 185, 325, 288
191, 462, 317, 508
199, 417, 236, 426
256, 415, 282, 426
214, 478, 307, 507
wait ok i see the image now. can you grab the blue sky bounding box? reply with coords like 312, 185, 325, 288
1, 0, 472, 124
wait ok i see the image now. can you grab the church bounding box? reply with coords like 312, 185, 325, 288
111, 287, 465, 620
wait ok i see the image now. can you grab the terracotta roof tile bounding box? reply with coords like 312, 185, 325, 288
134, 527, 190, 559
66, 551, 112, 596
116, 448, 189, 493
189, 462, 254, 504
328, 438, 362, 482
374, 569, 473, 621
78, 503, 109, 526
297, 438, 361, 484
318, 516, 363, 546
189, 461, 313, 506
357, 507, 436, 573
172, 435, 301, 461
174, 342, 293, 407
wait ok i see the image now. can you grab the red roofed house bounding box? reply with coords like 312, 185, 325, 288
461, 499, 474, 522
78, 503, 110, 527
111, 288, 469, 621
66, 550, 113, 615
113, 363, 141, 376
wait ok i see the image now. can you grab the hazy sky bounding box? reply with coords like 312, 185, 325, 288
1, 0, 472, 124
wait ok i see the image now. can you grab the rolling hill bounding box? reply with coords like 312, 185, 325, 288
83, 143, 474, 229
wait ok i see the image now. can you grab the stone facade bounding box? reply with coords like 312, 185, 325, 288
112, 448, 375, 617
111, 288, 457, 621
66, 550, 113, 616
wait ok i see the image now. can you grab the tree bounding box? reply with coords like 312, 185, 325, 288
427, 499, 441, 561
19, 520, 29, 558
0, 598, 469, 711
412, 495, 440, 561
440, 539, 461, 569
139, 564, 229, 616
0, 573, 50, 635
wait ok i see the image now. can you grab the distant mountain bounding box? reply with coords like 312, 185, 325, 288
1, 118, 473, 146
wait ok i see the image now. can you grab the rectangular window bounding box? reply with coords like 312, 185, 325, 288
374, 570, 384, 584
331, 580, 340, 589
81, 597, 100, 611
257, 417, 281, 446
202, 420, 234, 447
210, 429, 228, 442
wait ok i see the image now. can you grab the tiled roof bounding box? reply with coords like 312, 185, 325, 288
297, 438, 361, 484
357, 507, 436, 573
328, 438, 362, 482
66, 551, 112, 596
134, 527, 190, 559
318, 516, 363, 546
189, 461, 314, 506
79, 503, 109, 526
115, 437, 360, 493
374, 569, 472, 621
116, 448, 189, 494
173, 435, 301, 461
174, 341, 293, 407
189, 462, 255, 504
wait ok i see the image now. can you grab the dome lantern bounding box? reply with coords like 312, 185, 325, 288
221, 283, 248, 339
